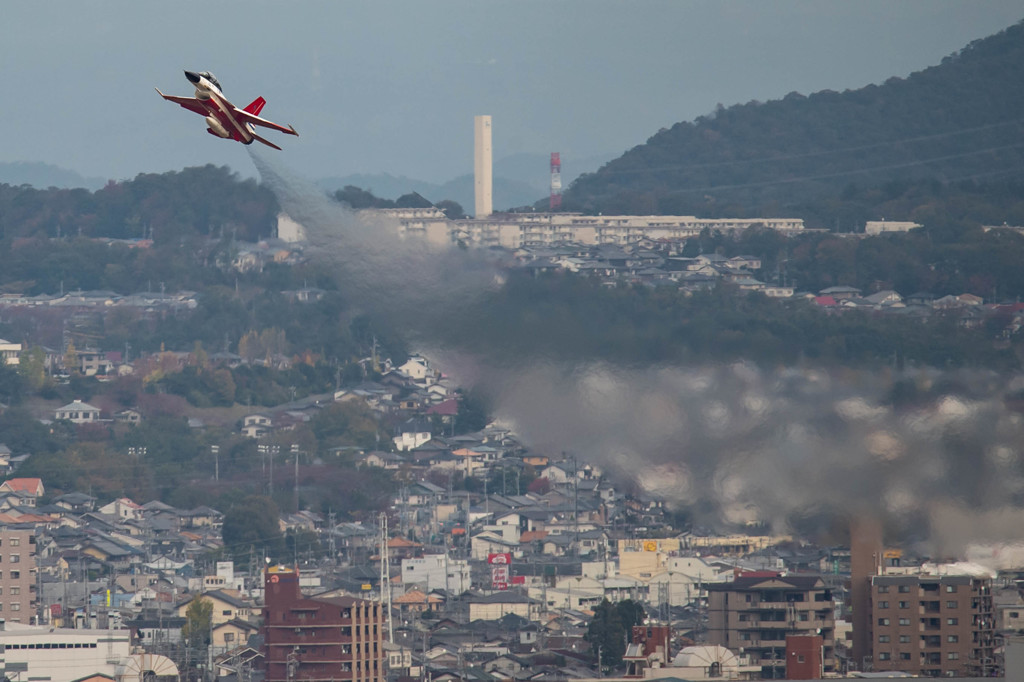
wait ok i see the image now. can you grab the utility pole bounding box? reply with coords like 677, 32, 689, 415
292, 443, 300, 513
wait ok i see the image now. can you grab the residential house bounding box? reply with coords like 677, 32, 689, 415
241, 414, 272, 438
54, 400, 102, 424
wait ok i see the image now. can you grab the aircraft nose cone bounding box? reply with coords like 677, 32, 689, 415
184, 70, 201, 84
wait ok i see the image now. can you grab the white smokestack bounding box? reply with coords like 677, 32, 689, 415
474, 115, 493, 218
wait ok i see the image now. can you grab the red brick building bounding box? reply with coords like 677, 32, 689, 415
262, 566, 386, 682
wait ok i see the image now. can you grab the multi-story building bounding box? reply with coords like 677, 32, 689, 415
0, 527, 37, 623
870, 572, 996, 677
262, 566, 386, 682
0, 621, 132, 681
706, 573, 836, 678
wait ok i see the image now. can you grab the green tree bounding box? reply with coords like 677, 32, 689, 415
181, 593, 213, 648
221, 495, 284, 561
585, 599, 645, 671
17, 346, 48, 392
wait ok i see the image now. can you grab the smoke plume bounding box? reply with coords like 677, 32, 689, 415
252, 150, 1024, 554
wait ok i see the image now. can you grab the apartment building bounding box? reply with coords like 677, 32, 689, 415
262, 566, 386, 682
870, 573, 996, 677
706, 573, 836, 679
0, 527, 37, 624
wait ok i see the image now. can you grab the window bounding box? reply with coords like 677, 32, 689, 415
948, 652, 959, 660
946, 601, 957, 609
898, 601, 909, 608
9, 555, 19, 564
224, 633, 235, 642
899, 618, 911, 626
947, 635, 958, 643
947, 618, 958, 625
8, 539, 18, 547
11, 604, 19, 611
946, 585, 957, 593
879, 635, 890, 643
878, 618, 890, 626
899, 635, 911, 643
11, 571, 19, 579
878, 601, 889, 608
877, 585, 889, 593
900, 653, 911, 661
9, 587, 18, 595
222, 610, 231, 616
799, 613, 809, 621
878, 653, 891, 661
898, 585, 910, 593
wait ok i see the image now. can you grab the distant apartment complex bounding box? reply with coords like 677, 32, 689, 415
706, 573, 836, 679
0, 527, 37, 623
385, 208, 805, 249
870, 572, 996, 677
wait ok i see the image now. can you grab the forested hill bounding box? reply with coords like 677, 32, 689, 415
563, 19, 1024, 226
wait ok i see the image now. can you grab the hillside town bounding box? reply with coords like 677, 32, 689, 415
0, 346, 1020, 681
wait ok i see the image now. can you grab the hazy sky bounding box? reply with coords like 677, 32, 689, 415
2, 1, 1021, 185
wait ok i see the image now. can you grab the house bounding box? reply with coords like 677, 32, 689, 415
98, 498, 144, 521
393, 418, 432, 452
467, 591, 539, 621
0, 339, 22, 366
114, 408, 143, 425
212, 618, 259, 654
177, 590, 255, 626
241, 413, 272, 438
55, 399, 102, 423
0, 477, 45, 499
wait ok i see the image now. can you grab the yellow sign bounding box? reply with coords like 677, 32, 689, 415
361, 583, 372, 591
643, 541, 658, 552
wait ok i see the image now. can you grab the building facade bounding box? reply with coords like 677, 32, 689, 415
0, 527, 37, 623
262, 566, 386, 682
870, 573, 996, 677
706, 573, 836, 679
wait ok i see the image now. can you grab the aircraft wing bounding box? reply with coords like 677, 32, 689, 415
233, 107, 299, 136
155, 88, 208, 116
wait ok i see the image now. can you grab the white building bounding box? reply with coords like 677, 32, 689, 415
865, 220, 922, 235
0, 339, 21, 367
0, 622, 132, 682
401, 554, 471, 593
54, 399, 101, 423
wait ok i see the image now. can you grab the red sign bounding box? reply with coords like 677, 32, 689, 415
492, 564, 510, 590
488, 553, 512, 565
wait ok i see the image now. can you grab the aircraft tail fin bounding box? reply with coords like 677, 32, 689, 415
243, 97, 267, 116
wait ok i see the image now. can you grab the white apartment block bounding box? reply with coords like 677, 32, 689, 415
865, 220, 922, 235
401, 554, 471, 593
0, 339, 21, 367
451, 214, 804, 249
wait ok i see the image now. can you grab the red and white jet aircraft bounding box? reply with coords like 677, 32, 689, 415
156, 70, 298, 150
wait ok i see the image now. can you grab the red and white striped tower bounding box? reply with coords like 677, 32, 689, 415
550, 152, 562, 211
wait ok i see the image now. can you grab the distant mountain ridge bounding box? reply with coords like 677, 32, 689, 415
563, 19, 1024, 223
0, 162, 107, 191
